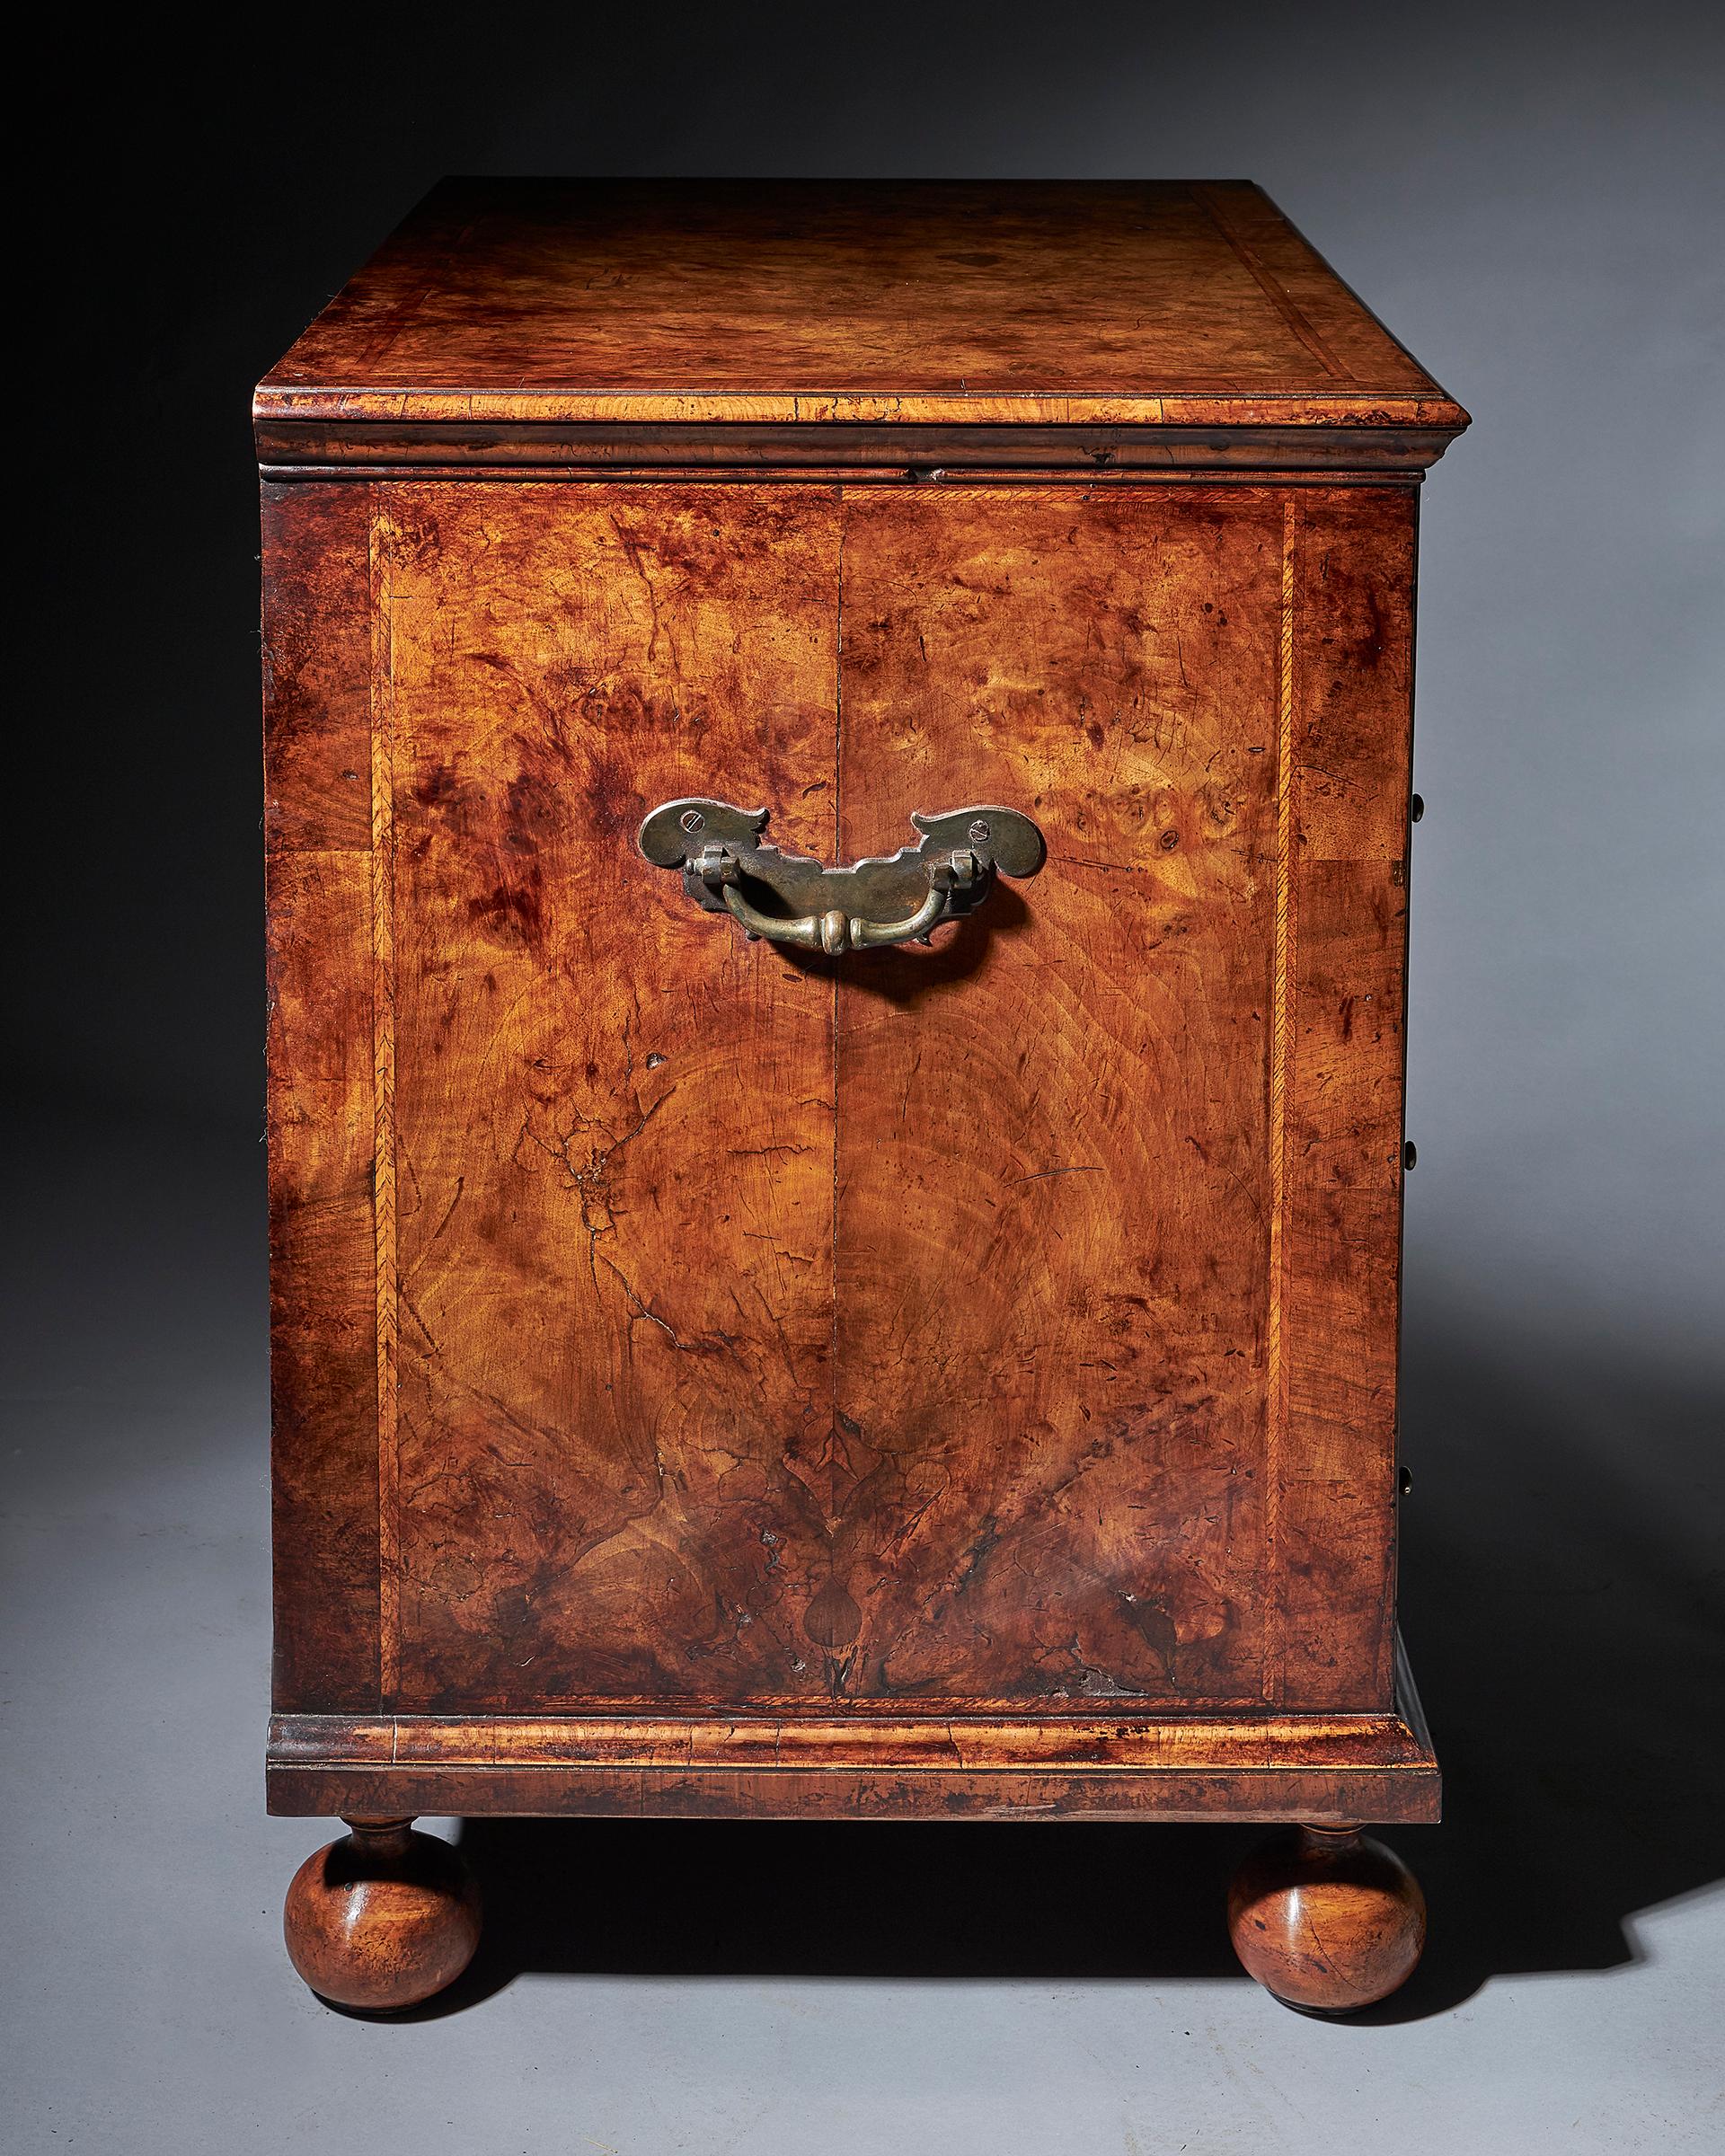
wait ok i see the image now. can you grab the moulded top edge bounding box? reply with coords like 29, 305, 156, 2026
253, 387, 1471, 431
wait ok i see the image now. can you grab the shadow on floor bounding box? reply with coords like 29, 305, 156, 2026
1382, 1305, 1723, 2015
9, 1095, 1717, 2026
394, 1308, 1723, 2024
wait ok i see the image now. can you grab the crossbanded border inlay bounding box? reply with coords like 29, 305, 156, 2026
368, 502, 401, 1703
363, 484, 1311, 1717
1264, 496, 1300, 1709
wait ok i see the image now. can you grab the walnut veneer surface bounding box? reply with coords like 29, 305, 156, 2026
255, 178, 1466, 464
262, 182, 1467, 2007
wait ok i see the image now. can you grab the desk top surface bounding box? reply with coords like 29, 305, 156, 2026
256, 179, 1467, 439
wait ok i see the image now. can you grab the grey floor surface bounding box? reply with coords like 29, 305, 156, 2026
4, 1101, 1721, 2155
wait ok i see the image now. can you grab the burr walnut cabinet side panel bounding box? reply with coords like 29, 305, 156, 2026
263, 474, 1417, 1726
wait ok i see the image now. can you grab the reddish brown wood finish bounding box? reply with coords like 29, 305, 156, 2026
1227, 1825, 1427, 2010
261, 485, 372, 852
262, 189, 1464, 1987
268, 1658, 1439, 1822
283, 1819, 480, 2010
382, 485, 841, 1710
265, 475, 1416, 1732
264, 484, 383, 1711
255, 180, 1466, 465
831, 485, 1281, 1707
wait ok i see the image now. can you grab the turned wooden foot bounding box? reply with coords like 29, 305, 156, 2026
283, 1817, 481, 2010
1227, 1825, 1426, 2012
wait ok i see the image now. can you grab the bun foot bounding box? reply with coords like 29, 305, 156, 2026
1227, 1825, 1426, 2012
284, 1817, 481, 2010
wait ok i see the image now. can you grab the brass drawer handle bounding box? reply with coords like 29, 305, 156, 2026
638, 798, 1047, 956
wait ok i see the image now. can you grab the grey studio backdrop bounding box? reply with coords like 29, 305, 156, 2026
4, 4, 1721, 2151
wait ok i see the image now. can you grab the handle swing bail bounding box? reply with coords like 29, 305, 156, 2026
636, 798, 1047, 954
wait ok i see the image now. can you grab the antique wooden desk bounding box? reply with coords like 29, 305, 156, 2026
260, 181, 1468, 2012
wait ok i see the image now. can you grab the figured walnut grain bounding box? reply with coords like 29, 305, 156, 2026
255, 180, 1468, 460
